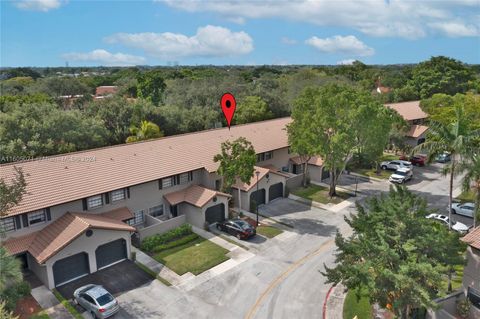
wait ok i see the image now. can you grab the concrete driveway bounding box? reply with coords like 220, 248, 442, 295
114, 199, 352, 319
56, 260, 153, 299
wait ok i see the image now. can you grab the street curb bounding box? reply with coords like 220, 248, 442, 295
323, 285, 335, 319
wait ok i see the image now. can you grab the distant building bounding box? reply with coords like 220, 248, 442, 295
373, 79, 392, 95
461, 227, 480, 316
385, 101, 429, 147
95, 86, 118, 98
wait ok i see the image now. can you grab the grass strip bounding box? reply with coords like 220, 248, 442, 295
52, 289, 83, 319
135, 261, 172, 287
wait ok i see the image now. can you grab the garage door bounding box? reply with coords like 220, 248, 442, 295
205, 203, 225, 224
53, 252, 90, 287
95, 239, 127, 270
269, 183, 283, 201
250, 189, 266, 206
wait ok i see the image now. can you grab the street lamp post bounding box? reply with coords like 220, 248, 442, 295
255, 171, 260, 227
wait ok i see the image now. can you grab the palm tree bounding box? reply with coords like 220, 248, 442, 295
413, 106, 477, 229
0, 247, 22, 292
458, 153, 480, 228
126, 120, 163, 143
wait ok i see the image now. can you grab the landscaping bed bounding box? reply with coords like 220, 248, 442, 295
14, 295, 48, 319
142, 224, 230, 276
292, 184, 351, 204
240, 216, 283, 238
456, 189, 475, 202
343, 288, 372, 319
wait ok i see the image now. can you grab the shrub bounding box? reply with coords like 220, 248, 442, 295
456, 299, 471, 319
152, 233, 199, 253
0, 281, 31, 311
16, 281, 31, 297
141, 224, 193, 252
0, 301, 18, 319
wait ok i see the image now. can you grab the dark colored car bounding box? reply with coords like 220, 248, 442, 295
400, 154, 426, 166
216, 219, 256, 239
435, 153, 451, 163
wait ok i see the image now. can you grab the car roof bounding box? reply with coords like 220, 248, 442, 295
86, 285, 110, 299
462, 203, 475, 207
396, 167, 411, 172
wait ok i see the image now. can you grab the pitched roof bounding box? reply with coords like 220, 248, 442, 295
385, 101, 428, 121
163, 185, 231, 208
2, 210, 134, 264
100, 207, 134, 221
232, 166, 287, 192
0, 117, 291, 216
406, 125, 429, 138
290, 156, 324, 167
462, 226, 480, 250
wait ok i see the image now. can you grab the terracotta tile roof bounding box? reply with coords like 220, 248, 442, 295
2, 212, 134, 263
462, 226, 480, 250
2, 231, 38, 255
406, 125, 429, 138
95, 86, 118, 96
100, 207, 134, 221
385, 101, 428, 121
290, 156, 324, 167
163, 185, 231, 208
0, 117, 291, 216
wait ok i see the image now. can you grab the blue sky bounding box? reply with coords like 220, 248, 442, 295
1, 0, 479, 67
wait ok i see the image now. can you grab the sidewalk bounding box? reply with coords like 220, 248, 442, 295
132, 246, 182, 286
30, 286, 74, 319
324, 284, 346, 319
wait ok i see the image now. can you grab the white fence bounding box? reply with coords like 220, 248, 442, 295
138, 215, 186, 241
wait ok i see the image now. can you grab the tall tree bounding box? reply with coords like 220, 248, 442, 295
323, 186, 466, 318
0, 247, 22, 290
136, 70, 166, 106
213, 137, 256, 208
235, 96, 273, 124
288, 84, 395, 196
414, 106, 478, 229
0, 167, 27, 217
126, 120, 163, 143
458, 153, 480, 227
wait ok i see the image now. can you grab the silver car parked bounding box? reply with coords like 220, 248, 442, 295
73, 284, 119, 319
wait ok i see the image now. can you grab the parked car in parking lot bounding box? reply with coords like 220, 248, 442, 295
435, 152, 451, 163
389, 167, 413, 184
426, 213, 469, 234
399, 154, 426, 166
216, 219, 256, 239
73, 284, 119, 319
380, 160, 412, 170
450, 202, 475, 218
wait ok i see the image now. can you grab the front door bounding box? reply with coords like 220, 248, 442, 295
170, 205, 178, 217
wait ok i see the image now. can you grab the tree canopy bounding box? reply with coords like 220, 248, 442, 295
235, 96, 273, 124
323, 186, 466, 318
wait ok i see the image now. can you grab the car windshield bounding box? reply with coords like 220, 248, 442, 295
394, 171, 407, 176
236, 221, 251, 229
96, 293, 114, 306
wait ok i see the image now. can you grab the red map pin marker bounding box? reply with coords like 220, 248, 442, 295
220, 93, 236, 129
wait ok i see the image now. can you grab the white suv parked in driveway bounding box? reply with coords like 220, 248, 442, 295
389, 167, 413, 184
380, 160, 412, 170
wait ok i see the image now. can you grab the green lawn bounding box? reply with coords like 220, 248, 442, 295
256, 225, 283, 238
353, 168, 391, 180
438, 265, 464, 296
154, 236, 230, 275
343, 288, 373, 319
292, 184, 351, 204
456, 189, 476, 202
379, 153, 400, 162
30, 312, 51, 319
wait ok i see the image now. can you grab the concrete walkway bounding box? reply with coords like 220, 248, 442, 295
31, 286, 74, 319
132, 246, 183, 286
324, 284, 346, 319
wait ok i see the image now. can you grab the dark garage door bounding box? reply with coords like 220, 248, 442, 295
205, 203, 225, 224
53, 252, 90, 287
250, 189, 266, 207
96, 239, 127, 270
269, 183, 283, 201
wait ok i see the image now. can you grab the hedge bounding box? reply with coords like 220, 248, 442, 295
152, 233, 199, 253
141, 224, 193, 252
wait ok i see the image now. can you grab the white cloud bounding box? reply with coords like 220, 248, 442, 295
104, 25, 253, 59
306, 35, 374, 56
281, 37, 297, 45
337, 59, 356, 65
61, 49, 146, 66
429, 21, 479, 37
162, 0, 479, 39
14, 0, 64, 12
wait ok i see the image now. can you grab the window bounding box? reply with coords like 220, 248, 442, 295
256, 153, 265, 162
149, 205, 164, 217
0, 217, 15, 232
87, 195, 103, 209
28, 209, 46, 226
111, 189, 126, 202
287, 147, 291, 154
179, 172, 193, 184
215, 179, 221, 191
265, 151, 273, 160
162, 177, 173, 188
128, 210, 144, 226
